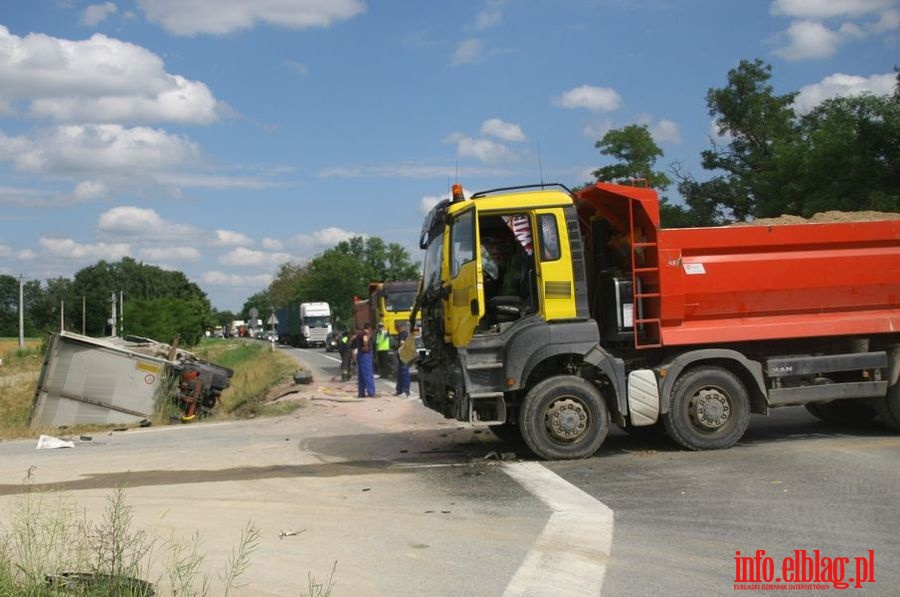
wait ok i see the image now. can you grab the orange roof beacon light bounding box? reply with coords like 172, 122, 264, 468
452, 183, 465, 202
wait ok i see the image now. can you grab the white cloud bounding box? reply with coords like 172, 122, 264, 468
261, 238, 283, 250
292, 226, 360, 249
637, 115, 683, 144
200, 271, 274, 287
582, 120, 613, 140
140, 246, 202, 261
871, 8, 900, 32
554, 85, 623, 112
419, 196, 442, 216
0, 26, 224, 124
98, 206, 197, 241
11, 125, 200, 176
652, 119, 682, 144
770, 1, 898, 61
794, 72, 896, 113
73, 180, 108, 200
451, 38, 486, 66
445, 132, 514, 163
81, 2, 118, 26
283, 59, 310, 75
0, 243, 36, 260
218, 247, 294, 267
475, 0, 505, 30
771, 0, 894, 20
481, 118, 526, 142
40, 237, 130, 260
138, 0, 366, 36
212, 229, 254, 247
774, 20, 843, 60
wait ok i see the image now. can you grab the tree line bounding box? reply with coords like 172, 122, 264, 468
591, 59, 899, 227
1, 257, 214, 346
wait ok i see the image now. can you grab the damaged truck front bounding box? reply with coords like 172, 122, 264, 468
29, 332, 233, 428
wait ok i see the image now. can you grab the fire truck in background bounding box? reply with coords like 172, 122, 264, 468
413, 181, 900, 460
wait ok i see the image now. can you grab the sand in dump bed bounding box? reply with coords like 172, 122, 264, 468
734, 210, 900, 226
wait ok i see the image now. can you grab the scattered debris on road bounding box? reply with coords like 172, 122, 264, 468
35, 434, 75, 450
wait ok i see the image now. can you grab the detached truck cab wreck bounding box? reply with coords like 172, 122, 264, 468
414, 182, 900, 460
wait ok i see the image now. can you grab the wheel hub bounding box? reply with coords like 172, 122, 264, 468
690, 388, 730, 430
545, 397, 589, 442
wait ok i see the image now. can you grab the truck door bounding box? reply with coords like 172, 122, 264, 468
446, 207, 485, 347
535, 208, 578, 321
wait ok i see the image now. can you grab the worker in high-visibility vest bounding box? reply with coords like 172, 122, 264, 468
374, 322, 391, 378
338, 329, 353, 381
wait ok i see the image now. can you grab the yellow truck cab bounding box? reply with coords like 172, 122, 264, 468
415, 183, 608, 459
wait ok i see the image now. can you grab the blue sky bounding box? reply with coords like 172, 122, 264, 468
0, 0, 897, 311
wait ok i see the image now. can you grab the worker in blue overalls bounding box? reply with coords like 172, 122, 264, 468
352, 322, 377, 398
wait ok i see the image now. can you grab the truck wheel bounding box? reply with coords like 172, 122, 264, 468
805, 400, 877, 425
872, 382, 900, 431
663, 366, 750, 451
518, 375, 609, 460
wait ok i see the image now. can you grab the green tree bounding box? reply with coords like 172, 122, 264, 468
591, 124, 697, 227
123, 297, 209, 346
264, 236, 420, 326
593, 124, 671, 190
790, 93, 900, 215
679, 59, 800, 223
71, 258, 212, 343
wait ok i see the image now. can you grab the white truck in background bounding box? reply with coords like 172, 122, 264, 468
299, 302, 332, 347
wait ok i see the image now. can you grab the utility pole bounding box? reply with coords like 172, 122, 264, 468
82, 296, 86, 335
60, 299, 65, 332
17, 274, 24, 348
119, 290, 124, 336
110, 291, 117, 337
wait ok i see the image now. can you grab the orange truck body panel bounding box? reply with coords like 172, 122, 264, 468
577, 182, 900, 348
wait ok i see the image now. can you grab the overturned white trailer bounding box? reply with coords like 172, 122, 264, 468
29, 332, 232, 428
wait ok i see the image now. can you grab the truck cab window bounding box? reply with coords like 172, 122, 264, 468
450, 210, 475, 277
538, 214, 560, 261
479, 213, 538, 327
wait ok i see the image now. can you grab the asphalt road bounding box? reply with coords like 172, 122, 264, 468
0, 344, 897, 596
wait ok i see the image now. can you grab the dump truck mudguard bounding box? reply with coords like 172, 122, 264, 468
505, 319, 600, 391
657, 349, 768, 415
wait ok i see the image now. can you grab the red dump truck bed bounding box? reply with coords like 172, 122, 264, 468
577, 182, 900, 348
657, 220, 900, 345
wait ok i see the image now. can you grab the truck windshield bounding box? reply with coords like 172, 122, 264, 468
385, 292, 416, 312
304, 316, 330, 327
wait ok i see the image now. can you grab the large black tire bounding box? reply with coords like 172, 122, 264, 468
663, 366, 751, 451
805, 400, 877, 425
872, 382, 900, 431
518, 375, 609, 460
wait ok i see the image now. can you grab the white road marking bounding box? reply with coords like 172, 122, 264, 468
502, 461, 614, 597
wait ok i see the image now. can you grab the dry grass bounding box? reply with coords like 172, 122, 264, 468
0, 339, 44, 439
197, 340, 301, 418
